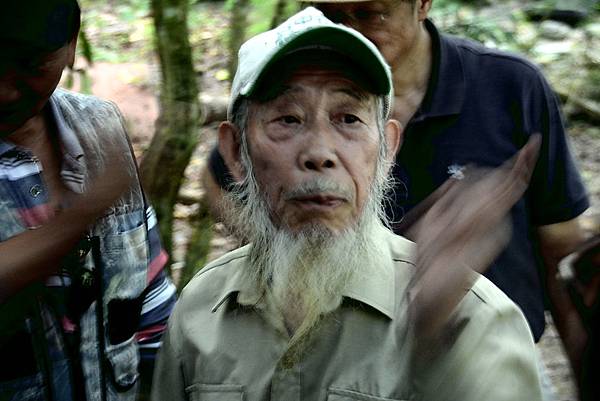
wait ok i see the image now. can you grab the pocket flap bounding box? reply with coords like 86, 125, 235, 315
327, 387, 406, 401
105, 335, 140, 392
186, 384, 244, 401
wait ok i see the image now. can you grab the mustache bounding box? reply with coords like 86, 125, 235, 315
282, 178, 355, 202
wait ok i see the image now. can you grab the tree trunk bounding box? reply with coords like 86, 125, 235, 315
228, 0, 250, 81
141, 0, 201, 262
270, 0, 288, 29
178, 197, 213, 292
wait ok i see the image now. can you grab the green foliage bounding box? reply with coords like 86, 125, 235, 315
78, 24, 94, 65
430, 2, 531, 53
78, 0, 153, 63
223, 0, 298, 38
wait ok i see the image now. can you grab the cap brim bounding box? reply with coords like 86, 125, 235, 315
243, 26, 391, 99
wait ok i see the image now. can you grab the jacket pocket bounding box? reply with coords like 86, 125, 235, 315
101, 222, 148, 300
105, 334, 140, 397
327, 387, 406, 401
186, 384, 244, 401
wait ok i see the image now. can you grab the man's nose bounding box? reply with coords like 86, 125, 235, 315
298, 133, 338, 172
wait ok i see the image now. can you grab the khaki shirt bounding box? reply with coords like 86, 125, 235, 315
152, 227, 542, 401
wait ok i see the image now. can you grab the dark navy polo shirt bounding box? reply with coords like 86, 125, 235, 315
389, 20, 589, 341
208, 20, 589, 341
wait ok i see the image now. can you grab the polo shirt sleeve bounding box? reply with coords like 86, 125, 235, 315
416, 276, 543, 401
526, 72, 589, 226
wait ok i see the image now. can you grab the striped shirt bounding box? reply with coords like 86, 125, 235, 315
0, 94, 176, 382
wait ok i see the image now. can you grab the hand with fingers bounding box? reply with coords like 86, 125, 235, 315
405, 134, 542, 346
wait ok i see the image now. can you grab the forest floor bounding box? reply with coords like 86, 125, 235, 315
65, 1, 600, 400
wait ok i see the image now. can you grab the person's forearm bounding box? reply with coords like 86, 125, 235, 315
539, 218, 590, 377
545, 266, 588, 377
0, 202, 104, 303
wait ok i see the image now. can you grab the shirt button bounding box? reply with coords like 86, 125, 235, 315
30, 185, 43, 198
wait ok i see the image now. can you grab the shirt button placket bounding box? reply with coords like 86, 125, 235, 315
271, 362, 301, 401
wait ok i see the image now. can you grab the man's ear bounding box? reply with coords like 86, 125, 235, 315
384, 119, 403, 167
66, 37, 78, 68
218, 121, 245, 182
417, 0, 433, 21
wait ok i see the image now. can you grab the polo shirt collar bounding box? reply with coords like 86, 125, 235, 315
411, 19, 465, 123
211, 226, 398, 320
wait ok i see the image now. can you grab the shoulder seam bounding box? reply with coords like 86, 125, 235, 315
455, 42, 541, 74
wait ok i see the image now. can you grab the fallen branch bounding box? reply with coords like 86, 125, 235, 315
199, 94, 228, 125
555, 87, 600, 123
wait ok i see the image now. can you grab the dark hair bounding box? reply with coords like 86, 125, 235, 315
70, 1, 82, 41
1, 0, 81, 49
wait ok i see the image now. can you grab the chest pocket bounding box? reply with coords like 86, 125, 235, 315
186, 384, 244, 401
99, 213, 148, 301
327, 388, 407, 401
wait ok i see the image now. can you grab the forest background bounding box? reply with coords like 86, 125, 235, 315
65, 1, 600, 400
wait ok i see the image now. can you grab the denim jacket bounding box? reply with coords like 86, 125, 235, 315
0, 89, 168, 401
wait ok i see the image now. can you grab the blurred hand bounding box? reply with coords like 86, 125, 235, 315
66, 149, 134, 217
406, 134, 541, 342
0, 148, 134, 303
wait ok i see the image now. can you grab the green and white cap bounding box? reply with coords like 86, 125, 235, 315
228, 6, 393, 119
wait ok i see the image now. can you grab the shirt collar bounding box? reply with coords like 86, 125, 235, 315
48, 93, 87, 193
411, 19, 465, 123
210, 246, 262, 313
211, 226, 409, 320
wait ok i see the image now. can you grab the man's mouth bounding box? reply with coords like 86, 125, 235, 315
290, 194, 346, 210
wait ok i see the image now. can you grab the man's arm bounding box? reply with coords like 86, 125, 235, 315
538, 217, 590, 377
0, 158, 131, 304
408, 135, 541, 341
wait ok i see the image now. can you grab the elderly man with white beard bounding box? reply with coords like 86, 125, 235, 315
152, 8, 544, 401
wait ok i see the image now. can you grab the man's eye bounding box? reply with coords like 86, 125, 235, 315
354, 9, 378, 21
341, 114, 361, 124
278, 115, 301, 124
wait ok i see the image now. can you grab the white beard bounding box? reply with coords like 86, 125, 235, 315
254, 207, 387, 341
